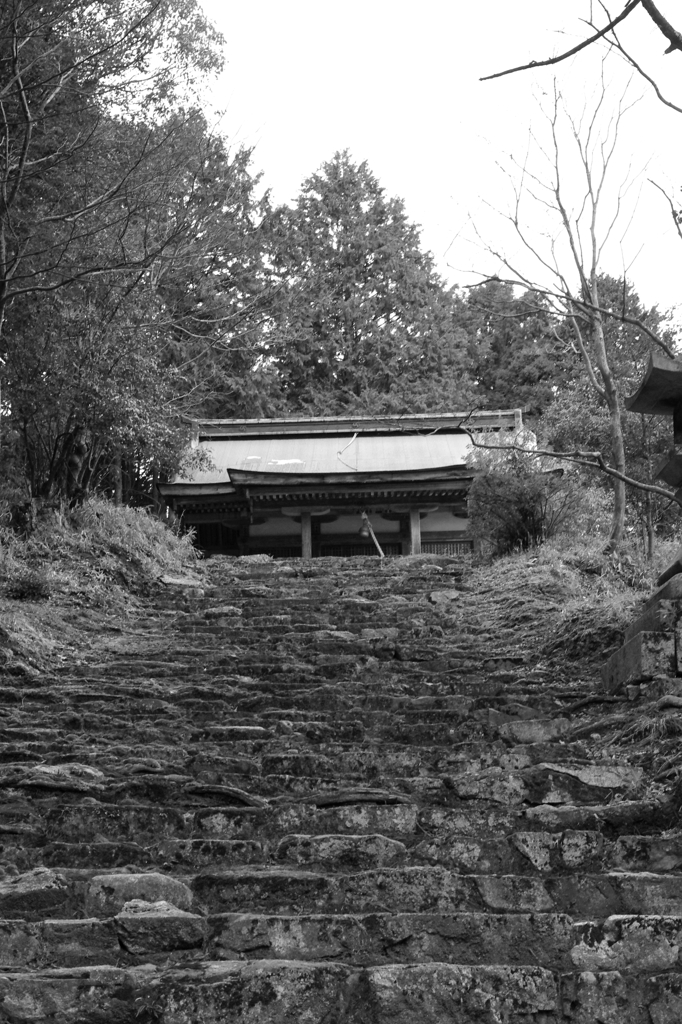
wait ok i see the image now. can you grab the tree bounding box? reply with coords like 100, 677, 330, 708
541, 274, 677, 554
477, 75, 680, 549
3, 278, 181, 503
154, 142, 278, 420
0, 2, 279, 505
461, 280, 579, 416
262, 151, 474, 414
0, 0, 223, 343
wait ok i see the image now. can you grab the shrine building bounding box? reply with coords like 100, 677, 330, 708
159, 410, 523, 558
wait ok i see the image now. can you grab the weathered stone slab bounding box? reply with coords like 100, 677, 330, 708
115, 899, 206, 954
153, 960, 356, 1023
510, 831, 604, 874
643, 575, 682, 611
86, 873, 193, 917
571, 915, 682, 973
0, 919, 42, 967
561, 970, 682, 1024
209, 910, 574, 969
606, 834, 682, 874
601, 632, 675, 693
0, 964, 151, 1023
154, 839, 266, 869
275, 833, 407, 870
41, 919, 119, 967
624, 599, 682, 643
273, 801, 420, 839
453, 763, 643, 806
0, 869, 71, 921
497, 718, 571, 744
367, 963, 558, 1023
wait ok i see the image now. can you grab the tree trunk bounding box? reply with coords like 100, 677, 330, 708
113, 453, 122, 506
647, 495, 655, 559
589, 294, 626, 552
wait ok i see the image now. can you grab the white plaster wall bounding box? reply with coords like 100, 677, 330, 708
320, 514, 400, 535
421, 511, 468, 533
250, 516, 300, 537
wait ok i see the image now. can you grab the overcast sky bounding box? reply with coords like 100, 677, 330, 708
198, 1, 681, 315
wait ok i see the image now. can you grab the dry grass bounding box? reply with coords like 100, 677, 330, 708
459, 539, 647, 671
0, 498, 202, 675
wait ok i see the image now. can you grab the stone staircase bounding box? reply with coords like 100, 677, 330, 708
0, 554, 680, 1022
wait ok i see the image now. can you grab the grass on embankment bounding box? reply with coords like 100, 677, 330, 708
461, 536, 682, 788
464, 536, 675, 667
0, 498, 201, 676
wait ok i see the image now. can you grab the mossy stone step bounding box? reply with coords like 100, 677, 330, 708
0, 960, 559, 1023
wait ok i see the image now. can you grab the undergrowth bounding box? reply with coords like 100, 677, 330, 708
0, 497, 200, 609
0, 497, 202, 676
463, 535, 671, 668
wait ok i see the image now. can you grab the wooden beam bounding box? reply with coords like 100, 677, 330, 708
194, 410, 523, 439
301, 511, 312, 559
409, 508, 421, 555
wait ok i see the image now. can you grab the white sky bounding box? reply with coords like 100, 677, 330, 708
198, 1, 682, 315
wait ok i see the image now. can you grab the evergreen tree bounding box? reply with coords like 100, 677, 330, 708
263, 152, 474, 414
463, 280, 578, 416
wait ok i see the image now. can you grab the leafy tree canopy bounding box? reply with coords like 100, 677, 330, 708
261, 151, 475, 415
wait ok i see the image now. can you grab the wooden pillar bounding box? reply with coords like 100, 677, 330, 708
400, 514, 411, 555
301, 510, 312, 559
409, 508, 421, 555
238, 517, 250, 556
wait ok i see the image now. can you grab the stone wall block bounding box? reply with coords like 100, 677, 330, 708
601, 633, 675, 693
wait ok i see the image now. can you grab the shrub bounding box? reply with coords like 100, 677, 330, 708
5, 567, 52, 601
469, 463, 582, 556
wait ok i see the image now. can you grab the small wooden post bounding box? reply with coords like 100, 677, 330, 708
409, 508, 421, 555
301, 511, 313, 559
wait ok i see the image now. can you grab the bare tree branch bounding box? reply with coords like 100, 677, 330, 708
640, 0, 682, 53
649, 179, 682, 245
459, 424, 682, 506
480, 1, 641, 81
593, 4, 682, 114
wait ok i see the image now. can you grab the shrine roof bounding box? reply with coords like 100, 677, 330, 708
626, 352, 682, 415
171, 432, 473, 486
192, 410, 521, 440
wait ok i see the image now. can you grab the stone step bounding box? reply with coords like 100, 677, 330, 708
208, 910, 576, 969
40, 799, 424, 844
15, 828, 681, 877
0, 909, 580, 970
0, 958, 665, 1024
2, 549, 671, 1022
7, 866, 682, 922
189, 867, 682, 917
14, 788, 664, 850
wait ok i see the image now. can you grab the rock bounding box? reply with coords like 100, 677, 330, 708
2, 763, 105, 794
86, 873, 193, 917
0, 868, 70, 920
497, 718, 570, 744
367, 963, 558, 1022
115, 900, 206, 954
204, 605, 242, 618
571, 915, 682, 973
427, 590, 461, 606
275, 833, 407, 870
